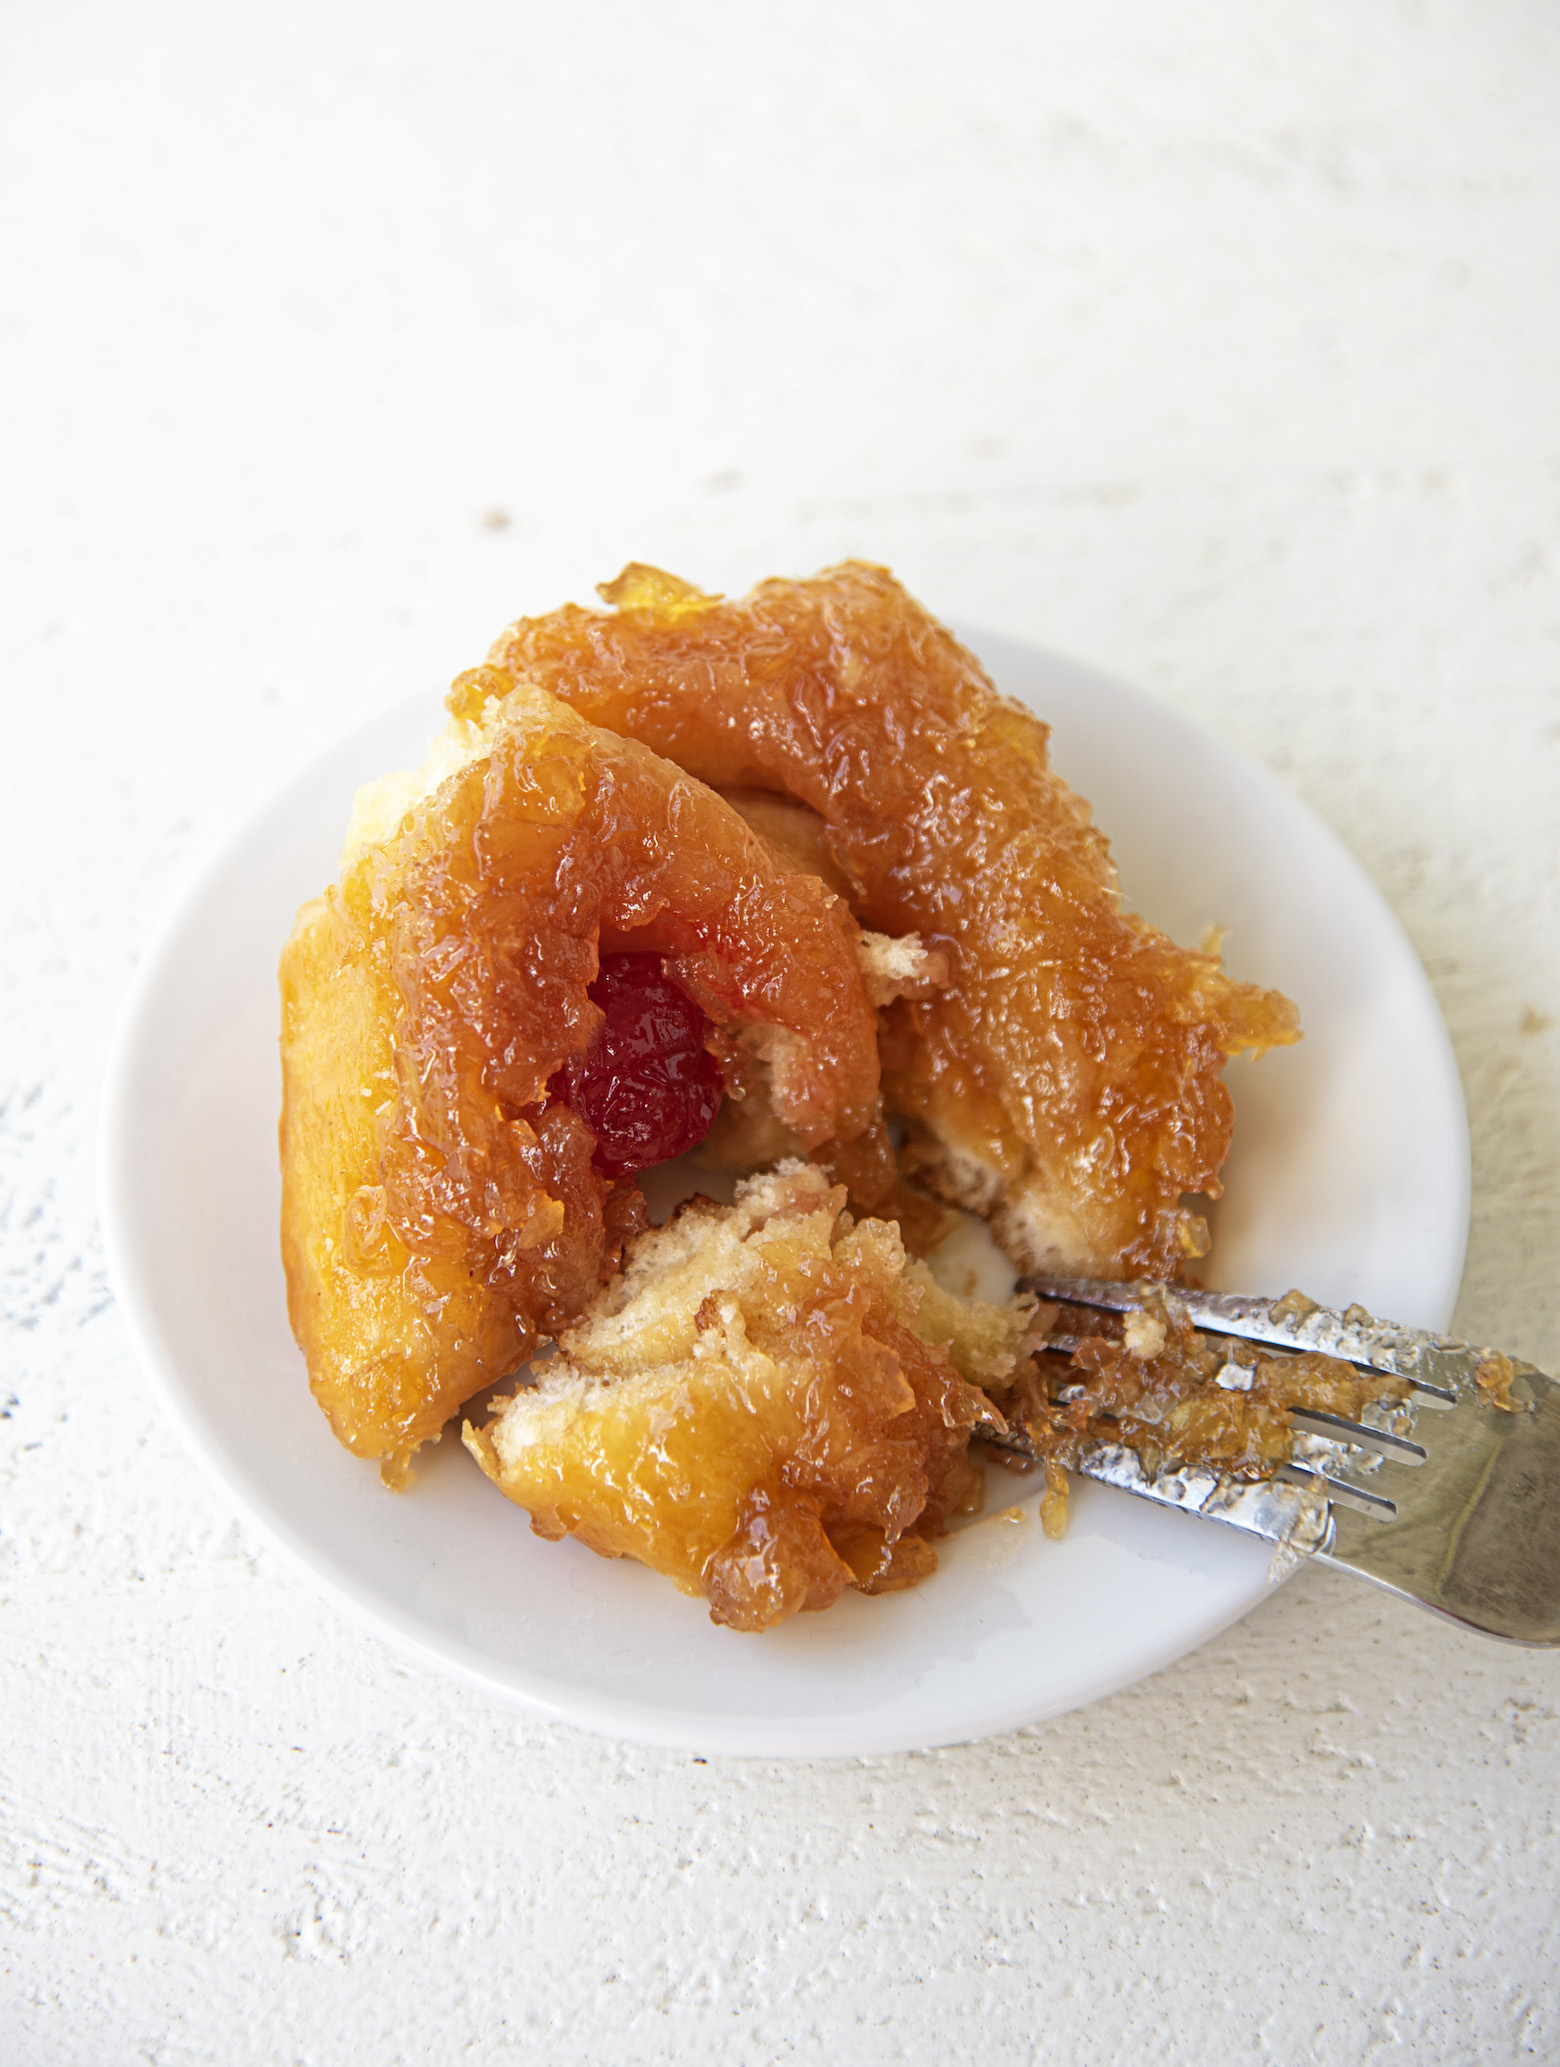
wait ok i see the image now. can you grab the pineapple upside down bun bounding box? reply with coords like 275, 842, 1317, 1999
280, 561, 1299, 1625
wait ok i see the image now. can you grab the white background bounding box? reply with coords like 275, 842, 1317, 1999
5, 2, 1560, 2060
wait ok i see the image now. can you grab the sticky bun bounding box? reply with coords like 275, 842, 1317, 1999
281, 562, 1306, 1625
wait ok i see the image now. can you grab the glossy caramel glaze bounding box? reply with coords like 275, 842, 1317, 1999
485, 562, 1300, 1279
280, 683, 881, 1479
465, 1165, 1026, 1631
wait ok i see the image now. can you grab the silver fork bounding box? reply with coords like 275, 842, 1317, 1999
983, 1278, 1560, 1646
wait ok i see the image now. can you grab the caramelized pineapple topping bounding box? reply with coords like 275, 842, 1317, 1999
487, 560, 1299, 1278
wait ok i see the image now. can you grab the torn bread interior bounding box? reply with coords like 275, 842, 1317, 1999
465, 1163, 1034, 1632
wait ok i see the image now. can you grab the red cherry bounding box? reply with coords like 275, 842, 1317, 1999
552, 954, 723, 1178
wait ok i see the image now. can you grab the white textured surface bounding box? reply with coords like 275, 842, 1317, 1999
5, 1, 1560, 2059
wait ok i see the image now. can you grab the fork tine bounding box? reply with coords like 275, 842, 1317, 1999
1023, 1275, 1461, 1398
1276, 1462, 1399, 1519
1286, 1427, 1403, 1506
1286, 1407, 1427, 1460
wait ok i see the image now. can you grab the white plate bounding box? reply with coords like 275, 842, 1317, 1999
101, 631, 1469, 1757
